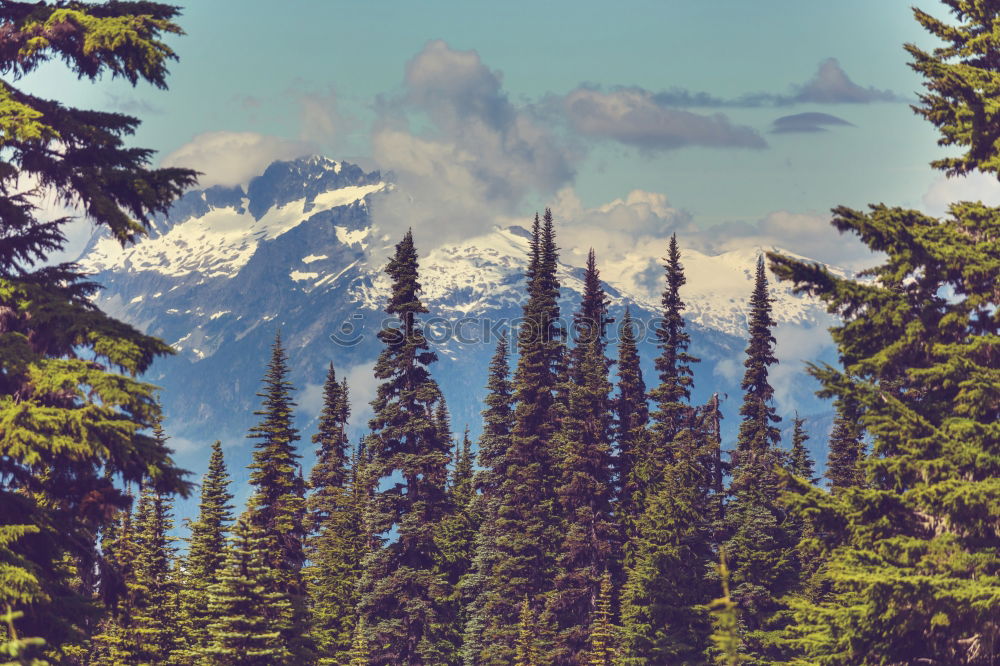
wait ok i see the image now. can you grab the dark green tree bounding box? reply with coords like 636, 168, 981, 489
647, 234, 699, 476
786, 414, 817, 484
513, 598, 543, 666
306, 364, 361, 663
177, 441, 234, 661
358, 230, 454, 665
0, 3, 196, 656
825, 403, 865, 492
546, 250, 616, 665
582, 572, 617, 666
768, 5, 1000, 661
613, 306, 649, 557
130, 484, 178, 664
246, 331, 310, 660
203, 516, 294, 665
470, 211, 564, 664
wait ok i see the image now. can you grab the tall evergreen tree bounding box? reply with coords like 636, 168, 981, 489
721, 256, 795, 663
613, 306, 649, 553
825, 402, 865, 492
130, 484, 178, 664
177, 441, 234, 661
514, 599, 543, 666
306, 363, 361, 663
647, 234, 699, 472
546, 250, 616, 665
582, 572, 617, 666
0, 4, 196, 655
203, 517, 294, 666
769, 4, 1000, 660
358, 230, 454, 665
471, 211, 564, 664
246, 331, 310, 660
786, 414, 817, 483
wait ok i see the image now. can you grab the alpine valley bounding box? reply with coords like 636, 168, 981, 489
78, 155, 840, 497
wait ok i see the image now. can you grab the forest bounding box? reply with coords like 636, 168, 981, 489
1, 1, 998, 665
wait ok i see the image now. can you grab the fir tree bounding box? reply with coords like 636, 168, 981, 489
348, 617, 371, 666
131, 484, 178, 664
470, 211, 564, 664
768, 4, 1000, 660
825, 402, 865, 492
708, 551, 745, 666
358, 230, 455, 665
613, 306, 649, 555
0, 605, 46, 666
514, 599, 543, 666
546, 250, 616, 665
0, 3, 196, 654
177, 441, 234, 661
786, 414, 817, 484
203, 517, 294, 666
647, 234, 699, 471
721, 256, 795, 662
245, 331, 310, 660
582, 573, 617, 666
306, 364, 361, 663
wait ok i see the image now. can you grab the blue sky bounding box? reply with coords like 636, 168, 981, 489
26, 0, 1000, 265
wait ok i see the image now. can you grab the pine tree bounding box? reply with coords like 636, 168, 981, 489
619, 426, 715, 665
245, 331, 310, 661
546, 250, 616, 665
306, 364, 362, 663
582, 573, 617, 666
613, 306, 649, 558
721, 256, 795, 663
0, 4, 196, 655
786, 414, 817, 484
768, 4, 1000, 661
825, 402, 865, 492
647, 234, 699, 472
176, 441, 234, 661
358, 230, 455, 665
470, 211, 564, 664
130, 484, 178, 664
203, 517, 294, 665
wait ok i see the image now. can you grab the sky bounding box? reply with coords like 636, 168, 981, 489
24, 0, 1000, 267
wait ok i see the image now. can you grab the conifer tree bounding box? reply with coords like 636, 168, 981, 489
245, 331, 310, 660
613, 306, 649, 552
88, 497, 140, 665
306, 363, 361, 663
473, 333, 513, 496
0, 3, 196, 654
177, 441, 234, 661
348, 617, 370, 666
547, 250, 616, 665
358, 230, 454, 665
514, 599, 543, 666
619, 426, 715, 665
768, 4, 1000, 660
786, 414, 817, 483
471, 211, 564, 664
582, 573, 617, 666
708, 552, 745, 666
825, 403, 865, 492
203, 517, 294, 665
130, 484, 178, 664
647, 234, 699, 472
721, 256, 795, 662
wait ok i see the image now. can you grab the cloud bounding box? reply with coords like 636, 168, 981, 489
922, 171, 1000, 216
562, 87, 767, 151
771, 112, 853, 133
793, 58, 899, 104
160, 131, 312, 188
369, 40, 577, 249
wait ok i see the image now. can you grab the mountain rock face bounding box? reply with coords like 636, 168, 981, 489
79, 156, 838, 485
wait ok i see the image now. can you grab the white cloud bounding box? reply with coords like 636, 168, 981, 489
160, 131, 312, 189
922, 171, 1000, 216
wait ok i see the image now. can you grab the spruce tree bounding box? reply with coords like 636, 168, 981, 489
546, 250, 616, 665
0, 3, 196, 654
177, 441, 234, 661
306, 363, 361, 663
348, 617, 370, 666
708, 552, 745, 666
470, 211, 564, 664
203, 517, 294, 665
582, 573, 617, 666
787, 413, 817, 483
721, 256, 795, 662
647, 233, 699, 472
130, 484, 178, 664
358, 230, 454, 665
613, 306, 649, 556
245, 331, 310, 660
514, 599, 543, 666
825, 402, 865, 492
768, 4, 1000, 660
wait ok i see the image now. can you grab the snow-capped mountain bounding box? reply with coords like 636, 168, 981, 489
79, 155, 838, 480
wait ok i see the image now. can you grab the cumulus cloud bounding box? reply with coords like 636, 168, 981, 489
792, 58, 899, 104
771, 112, 853, 133
369, 40, 576, 249
922, 171, 1000, 216
562, 87, 766, 151
160, 131, 312, 188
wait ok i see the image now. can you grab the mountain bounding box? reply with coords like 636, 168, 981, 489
78, 155, 840, 506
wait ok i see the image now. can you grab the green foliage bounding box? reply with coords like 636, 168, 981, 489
131, 484, 179, 663
348, 616, 370, 666
359, 230, 455, 665
513, 598, 543, 666
786, 413, 817, 484
825, 402, 865, 492
0, 1, 195, 657
708, 551, 746, 666
582, 573, 617, 666
613, 306, 649, 554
